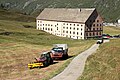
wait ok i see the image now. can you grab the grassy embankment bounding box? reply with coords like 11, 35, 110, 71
78, 26, 120, 80
0, 9, 95, 80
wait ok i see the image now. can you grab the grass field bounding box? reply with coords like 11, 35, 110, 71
0, 10, 95, 80
103, 26, 120, 35
78, 26, 120, 80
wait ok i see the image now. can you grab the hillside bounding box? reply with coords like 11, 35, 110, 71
0, 0, 120, 22
0, 8, 95, 80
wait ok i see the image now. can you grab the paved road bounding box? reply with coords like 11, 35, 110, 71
50, 44, 99, 80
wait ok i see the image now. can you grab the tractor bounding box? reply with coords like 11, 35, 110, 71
28, 51, 53, 69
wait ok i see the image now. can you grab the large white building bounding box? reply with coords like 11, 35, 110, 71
36, 8, 103, 39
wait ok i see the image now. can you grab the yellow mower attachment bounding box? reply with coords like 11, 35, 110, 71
28, 62, 44, 69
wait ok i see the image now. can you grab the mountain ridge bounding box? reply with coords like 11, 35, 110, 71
0, 0, 120, 22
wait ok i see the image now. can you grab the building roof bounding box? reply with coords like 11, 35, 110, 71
36, 8, 96, 23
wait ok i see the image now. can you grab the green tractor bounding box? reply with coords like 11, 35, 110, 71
28, 51, 53, 69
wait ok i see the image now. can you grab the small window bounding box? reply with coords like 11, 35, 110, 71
63, 30, 65, 33
63, 27, 65, 29
70, 31, 71, 34
43, 24, 44, 26
70, 24, 72, 26
70, 27, 71, 29
66, 27, 68, 29
73, 27, 75, 30
57, 23, 58, 25
48, 28, 50, 31
43, 27, 44, 30
45, 28, 47, 30
97, 20, 99, 22
81, 25, 83, 27
77, 24, 79, 26
81, 28, 82, 31
93, 28, 95, 31
45, 24, 47, 26
38, 24, 39, 26
93, 24, 95, 27
93, 32, 95, 35
89, 33, 91, 36
81, 33, 82, 35
77, 32, 79, 35
97, 24, 99, 26
66, 31, 68, 33
51, 28, 52, 31
74, 24, 75, 26
73, 32, 75, 34
57, 27, 58, 30
77, 28, 79, 30
48, 24, 50, 26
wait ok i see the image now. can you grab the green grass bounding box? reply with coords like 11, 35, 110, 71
103, 26, 120, 35
0, 10, 95, 80
78, 39, 120, 80
78, 26, 120, 80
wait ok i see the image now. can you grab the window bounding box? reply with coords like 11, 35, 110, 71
81, 33, 82, 35
51, 24, 53, 26
63, 27, 65, 29
81, 25, 83, 27
51, 28, 52, 31
97, 28, 98, 30
70, 31, 71, 34
97, 20, 99, 22
70, 24, 72, 26
86, 33, 88, 36
48, 28, 50, 31
77, 28, 79, 30
77, 32, 79, 35
48, 24, 50, 26
81, 28, 82, 31
73, 27, 75, 30
89, 33, 91, 36
90, 24, 92, 27
74, 24, 75, 26
77, 24, 79, 26
38, 24, 39, 26
43, 27, 44, 30
93, 28, 95, 31
93, 32, 95, 35
70, 27, 71, 29
99, 32, 101, 35
93, 24, 95, 27
100, 24, 102, 26
45, 28, 47, 30
57, 27, 58, 30
57, 23, 58, 25
66, 27, 68, 29
63, 30, 65, 33
97, 24, 99, 26
43, 24, 44, 26
45, 24, 47, 26
73, 32, 75, 34
66, 31, 68, 33
96, 32, 98, 35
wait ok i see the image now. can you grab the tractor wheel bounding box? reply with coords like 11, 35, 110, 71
43, 61, 48, 67
50, 59, 53, 64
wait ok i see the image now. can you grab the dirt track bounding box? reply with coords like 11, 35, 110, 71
50, 44, 99, 80
50, 40, 110, 80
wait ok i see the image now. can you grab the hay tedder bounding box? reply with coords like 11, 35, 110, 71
28, 51, 53, 69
